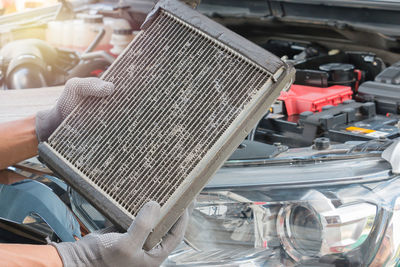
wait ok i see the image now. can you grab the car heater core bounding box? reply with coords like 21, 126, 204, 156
38, 0, 294, 249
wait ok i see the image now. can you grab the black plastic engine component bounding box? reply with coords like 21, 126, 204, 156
0, 39, 81, 89
346, 52, 384, 82
6, 63, 47, 89
3, 45, 50, 89
375, 61, 400, 85
229, 140, 280, 160
295, 69, 329, 87
357, 61, 400, 114
293, 51, 383, 88
313, 137, 330, 150
295, 52, 383, 79
319, 63, 355, 87
357, 82, 400, 115
257, 101, 399, 147
298, 101, 377, 142
262, 40, 326, 59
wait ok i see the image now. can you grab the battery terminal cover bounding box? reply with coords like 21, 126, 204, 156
278, 84, 353, 116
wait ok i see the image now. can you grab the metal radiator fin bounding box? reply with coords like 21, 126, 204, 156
39, 0, 294, 249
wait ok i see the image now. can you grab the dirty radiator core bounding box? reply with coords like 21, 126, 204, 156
38, 0, 294, 249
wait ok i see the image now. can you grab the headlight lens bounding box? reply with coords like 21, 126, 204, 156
163, 175, 400, 266
278, 204, 324, 259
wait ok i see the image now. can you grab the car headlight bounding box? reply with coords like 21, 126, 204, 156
277, 190, 376, 261
163, 171, 400, 266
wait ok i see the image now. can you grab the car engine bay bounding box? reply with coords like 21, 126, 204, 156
0, 0, 400, 266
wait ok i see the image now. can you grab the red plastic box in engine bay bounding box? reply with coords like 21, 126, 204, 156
279, 84, 353, 116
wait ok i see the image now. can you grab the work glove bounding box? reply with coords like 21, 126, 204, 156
35, 77, 115, 142
52, 201, 189, 267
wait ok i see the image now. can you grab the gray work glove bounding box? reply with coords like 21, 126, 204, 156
35, 77, 115, 142
52, 201, 189, 267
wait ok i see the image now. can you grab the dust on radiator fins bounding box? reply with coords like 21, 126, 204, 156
38, 0, 295, 249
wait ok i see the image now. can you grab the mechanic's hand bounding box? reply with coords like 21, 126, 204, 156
52, 201, 189, 267
35, 77, 115, 142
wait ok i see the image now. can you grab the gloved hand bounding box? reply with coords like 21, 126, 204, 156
52, 201, 189, 267
35, 77, 115, 142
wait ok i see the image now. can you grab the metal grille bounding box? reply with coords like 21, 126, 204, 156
48, 10, 274, 218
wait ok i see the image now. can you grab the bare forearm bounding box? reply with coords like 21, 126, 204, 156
0, 116, 38, 170
0, 244, 62, 267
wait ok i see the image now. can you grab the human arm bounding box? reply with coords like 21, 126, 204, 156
0, 244, 62, 267
0, 78, 115, 171
0, 116, 37, 170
